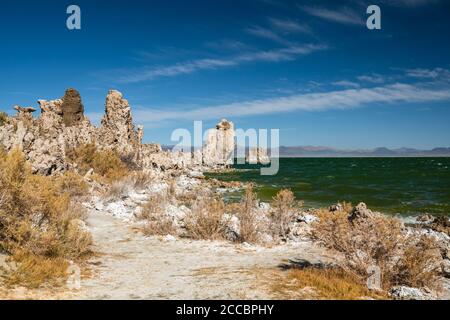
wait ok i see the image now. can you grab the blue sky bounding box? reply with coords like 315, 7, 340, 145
1, 0, 450, 148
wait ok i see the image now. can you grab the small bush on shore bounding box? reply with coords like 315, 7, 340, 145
236, 184, 263, 243
0, 148, 92, 288
0, 112, 8, 126
271, 267, 387, 300
66, 143, 129, 183
311, 206, 441, 291
55, 171, 88, 198
269, 189, 299, 239
139, 194, 176, 236
131, 171, 153, 190
184, 197, 228, 240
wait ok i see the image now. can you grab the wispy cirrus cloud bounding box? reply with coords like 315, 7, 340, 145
205, 39, 252, 52
268, 18, 312, 34
103, 44, 328, 83
386, 0, 439, 7
332, 80, 361, 88
406, 67, 450, 79
357, 74, 386, 84
245, 25, 293, 45
131, 82, 450, 123
300, 6, 365, 26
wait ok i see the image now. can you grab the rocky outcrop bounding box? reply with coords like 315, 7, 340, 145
389, 286, 437, 300
99, 90, 140, 155
61, 88, 85, 127
202, 119, 235, 167
246, 147, 270, 164
1, 90, 240, 175
348, 202, 378, 222
0, 89, 145, 175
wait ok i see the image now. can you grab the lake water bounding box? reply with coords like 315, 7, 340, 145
206, 157, 450, 216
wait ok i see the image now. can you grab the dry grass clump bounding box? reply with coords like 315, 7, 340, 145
236, 184, 264, 243
66, 143, 129, 183
104, 180, 130, 200
269, 189, 300, 239
0, 148, 92, 288
393, 235, 442, 289
2, 253, 69, 289
55, 171, 88, 198
0, 112, 8, 126
311, 207, 441, 291
131, 171, 154, 190
139, 194, 176, 236
184, 197, 228, 240
270, 267, 387, 300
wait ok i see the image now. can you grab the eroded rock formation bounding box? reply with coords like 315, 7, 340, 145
246, 147, 270, 165
202, 119, 235, 166
1, 90, 245, 174
0, 89, 143, 174
61, 88, 85, 127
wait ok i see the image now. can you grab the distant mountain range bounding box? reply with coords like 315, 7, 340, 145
277, 146, 450, 157
161, 145, 450, 157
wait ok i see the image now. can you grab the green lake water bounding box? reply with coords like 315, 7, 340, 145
206, 158, 450, 216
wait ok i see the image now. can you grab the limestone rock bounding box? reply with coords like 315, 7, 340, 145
348, 202, 378, 222
389, 286, 436, 300
14, 106, 36, 115
203, 119, 235, 166
1, 88, 234, 175
61, 88, 84, 127
247, 147, 270, 164
442, 259, 450, 277
100, 90, 140, 154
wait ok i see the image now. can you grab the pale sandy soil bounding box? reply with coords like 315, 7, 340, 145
74, 210, 330, 300
2, 209, 448, 300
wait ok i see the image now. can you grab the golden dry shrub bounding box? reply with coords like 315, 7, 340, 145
65, 143, 97, 173
311, 207, 441, 291
104, 180, 130, 200
139, 194, 176, 236
391, 235, 442, 289
184, 197, 227, 240
55, 171, 88, 197
271, 267, 387, 300
66, 144, 129, 183
131, 170, 153, 190
270, 189, 299, 239
2, 253, 69, 289
0, 148, 92, 288
0, 112, 8, 126
236, 184, 263, 243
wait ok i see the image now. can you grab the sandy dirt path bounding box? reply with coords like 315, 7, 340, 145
75, 210, 328, 300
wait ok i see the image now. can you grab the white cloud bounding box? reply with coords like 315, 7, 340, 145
332, 80, 361, 88
386, 0, 439, 7
111, 44, 328, 83
269, 18, 312, 34
245, 25, 292, 45
406, 67, 450, 79
300, 6, 365, 25
132, 83, 450, 123
357, 74, 386, 83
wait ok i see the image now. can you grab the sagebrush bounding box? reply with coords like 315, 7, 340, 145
311, 208, 441, 291
0, 148, 92, 288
